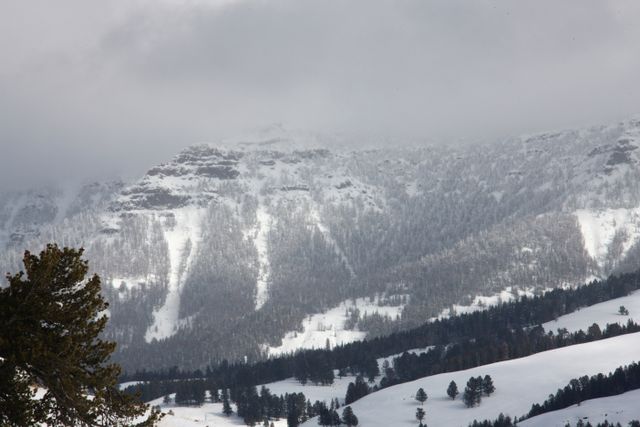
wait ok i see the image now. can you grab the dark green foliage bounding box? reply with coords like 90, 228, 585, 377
222, 388, 233, 416
415, 407, 425, 424
526, 362, 640, 420
345, 375, 371, 404
619, 305, 630, 315
0, 244, 158, 426
447, 381, 459, 400
415, 387, 428, 405
482, 375, 495, 396
468, 413, 514, 427
342, 406, 358, 426
463, 377, 483, 408
174, 380, 206, 406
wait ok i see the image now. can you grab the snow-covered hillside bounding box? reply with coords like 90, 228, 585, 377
266, 295, 406, 357
543, 289, 640, 333
150, 395, 288, 427
520, 388, 640, 427
298, 333, 640, 427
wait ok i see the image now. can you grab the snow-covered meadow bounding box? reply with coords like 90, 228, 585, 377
297, 333, 640, 427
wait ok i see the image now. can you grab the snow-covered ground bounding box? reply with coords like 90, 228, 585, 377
297, 332, 640, 427
575, 208, 640, 268
265, 296, 406, 357
263, 346, 432, 405
542, 289, 640, 333
520, 388, 640, 427
252, 204, 272, 310
151, 395, 288, 427
430, 287, 535, 321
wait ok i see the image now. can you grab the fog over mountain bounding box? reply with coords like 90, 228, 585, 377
1, 0, 640, 188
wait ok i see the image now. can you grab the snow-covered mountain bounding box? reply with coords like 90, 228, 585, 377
3, 117, 640, 371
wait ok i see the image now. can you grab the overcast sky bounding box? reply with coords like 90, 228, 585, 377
1, 0, 640, 188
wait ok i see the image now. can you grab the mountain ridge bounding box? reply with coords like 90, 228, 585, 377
2, 117, 640, 370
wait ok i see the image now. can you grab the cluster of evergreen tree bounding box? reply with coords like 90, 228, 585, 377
344, 376, 372, 404
462, 375, 494, 407
377, 320, 639, 395
525, 362, 640, 419
124, 272, 640, 405
468, 413, 515, 427
173, 380, 206, 406
318, 404, 359, 426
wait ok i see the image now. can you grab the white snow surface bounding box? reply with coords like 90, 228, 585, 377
145, 207, 205, 342
299, 332, 640, 427
262, 346, 433, 405
520, 388, 640, 427
152, 395, 288, 427
430, 287, 535, 321
542, 289, 640, 333
252, 204, 272, 310
575, 207, 640, 268
265, 296, 406, 357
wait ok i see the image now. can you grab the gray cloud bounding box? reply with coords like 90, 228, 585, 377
1, 0, 640, 189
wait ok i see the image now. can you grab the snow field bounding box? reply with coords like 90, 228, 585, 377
298, 332, 640, 427
520, 388, 640, 427
253, 204, 272, 310
575, 208, 640, 268
151, 394, 288, 427
265, 296, 406, 357
430, 287, 535, 321
543, 289, 640, 334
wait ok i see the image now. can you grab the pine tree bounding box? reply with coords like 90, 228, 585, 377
342, 406, 359, 426
463, 377, 482, 408
482, 375, 495, 396
416, 407, 426, 426
447, 381, 459, 400
416, 387, 428, 405
0, 245, 159, 426
222, 389, 233, 416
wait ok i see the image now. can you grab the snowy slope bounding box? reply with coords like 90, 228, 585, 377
575, 208, 640, 269
520, 388, 640, 427
145, 207, 206, 342
298, 333, 640, 427
542, 289, 640, 333
265, 296, 406, 357
150, 395, 288, 427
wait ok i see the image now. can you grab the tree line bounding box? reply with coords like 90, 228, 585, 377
524, 362, 640, 419
124, 271, 640, 404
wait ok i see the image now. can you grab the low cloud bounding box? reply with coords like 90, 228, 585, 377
1, 0, 640, 188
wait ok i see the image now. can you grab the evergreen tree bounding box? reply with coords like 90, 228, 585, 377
463, 377, 482, 408
416, 407, 426, 426
222, 389, 233, 416
416, 387, 428, 405
329, 409, 341, 426
619, 305, 630, 315
482, 375, 495, 396
447, 381, 459, 400
0, 245, 159, 426
342, 406, 359, 426
318, 406, 332, 426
